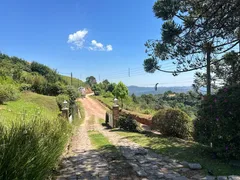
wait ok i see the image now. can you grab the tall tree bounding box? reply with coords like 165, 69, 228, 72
113, 82, 129, 107
193, 51, 240, 94
85, 76, 97, 87
144, 0, 240, 95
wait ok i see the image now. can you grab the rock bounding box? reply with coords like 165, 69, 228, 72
179, 168, 190, 172
136, 169, 147, 177
155, 172, 164, 178
164, 174, 177, 179
229, 176, 240, 180
96, 163, 108, 168
174, 164, 184, 168
217, 176, 228, 180
188, 163, 202, 170
150, 164, 159, 169
173, 176, 188, 180
192, 174, 204, 179
134, 148, 148, 155
100, 176, 109, 180
201, 176, 216, 180
180, 161, 189, 167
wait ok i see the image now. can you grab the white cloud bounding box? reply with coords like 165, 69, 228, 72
91, 40, 104, 50
67, 29, 88, 49
89, 40, 113, 51
67, 29, 112, 51
106, 45, 113, 51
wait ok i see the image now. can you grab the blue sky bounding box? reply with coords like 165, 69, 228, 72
0, 0, 195, 87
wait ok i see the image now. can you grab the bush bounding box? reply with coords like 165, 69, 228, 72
0, 115, 71, 179
0, 84, 19, 104
56, 94, 70, 110
117, 115, 137, 132
64, 86, 80, 105
152, 108, 192, 139
143, 109, 151, 115
194, 85, 240, 160
103, 91, 114, 98
19, 83, 32, 91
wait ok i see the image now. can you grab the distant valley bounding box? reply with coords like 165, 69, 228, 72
128, 86, 193, 96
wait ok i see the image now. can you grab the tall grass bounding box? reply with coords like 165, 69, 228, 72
0, 114, 72, 179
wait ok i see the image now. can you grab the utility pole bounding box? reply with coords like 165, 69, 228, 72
128, 68, 130, 77
71, 72, 73, 86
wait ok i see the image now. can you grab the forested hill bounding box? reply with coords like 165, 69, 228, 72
0, 53, 84, 95
128, 86, 193, 96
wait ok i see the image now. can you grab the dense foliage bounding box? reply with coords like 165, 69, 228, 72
194, 85, 240, 160
0, 83, 19, 104
117, 115, 138, 132
0, 53, 84, 179
193, 51, 240, 95
0, 53, 84, 97
113, 82, 129, 107
0, 115, 71, 180
152, 108, 192, 139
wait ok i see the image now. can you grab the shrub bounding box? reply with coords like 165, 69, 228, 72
143, 109, 151, 115
64, 86, 80, 105
56, 94, 70, 110
0, 84, 19, 104
19, 83, 32, 91
152, 108, 192, 139
103, 91, 114, 98
117, 115, 137, 132
0, 115, 71, 179
194, 85, 240, 160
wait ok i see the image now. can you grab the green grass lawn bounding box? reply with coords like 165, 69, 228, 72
88, 130, 118, 153
0, 92, 59, 127
116, 131, 240, 176
93, 96, 113, 109
61, 75, 85, 88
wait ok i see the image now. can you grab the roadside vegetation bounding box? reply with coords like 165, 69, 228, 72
0, 53, 85, 179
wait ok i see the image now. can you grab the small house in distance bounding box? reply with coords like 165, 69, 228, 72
79, 87, 86, 98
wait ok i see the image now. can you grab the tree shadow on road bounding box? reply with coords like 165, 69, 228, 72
54, 146, 140, 180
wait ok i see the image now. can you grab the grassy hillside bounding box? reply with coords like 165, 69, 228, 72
61, 75, 85, 88
0, 92, 59, 127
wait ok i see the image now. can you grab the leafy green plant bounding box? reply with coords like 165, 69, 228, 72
143, 109, 151, 115
19, 83, 32, 91
0, 115, 71, 180
0, 84, 20, 104
113, 82, 129, 107
117, 115, 138, 132
56, 94, 70, 110
194, 85, 240, 160
103, 91, 114, 98
152, 108, 192, 139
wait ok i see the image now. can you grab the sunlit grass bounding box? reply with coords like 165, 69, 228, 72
0, 92, 59, 128
116, 131, 240, 175
88, 130, 118, 153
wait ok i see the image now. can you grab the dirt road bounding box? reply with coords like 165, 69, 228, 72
56, 96, 138, 180
56, 96, 204, 180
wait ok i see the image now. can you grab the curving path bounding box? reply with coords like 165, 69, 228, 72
56, 96, 205, 180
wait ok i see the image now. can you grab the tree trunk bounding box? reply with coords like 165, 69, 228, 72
207, 50, 211, 95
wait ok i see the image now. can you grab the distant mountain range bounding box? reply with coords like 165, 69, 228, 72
128, 86, 193, 96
